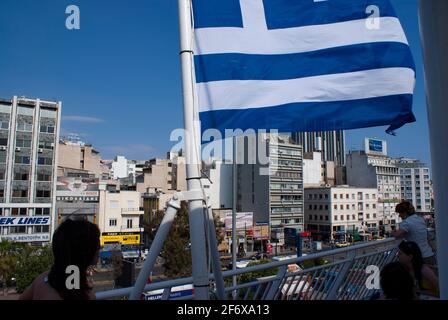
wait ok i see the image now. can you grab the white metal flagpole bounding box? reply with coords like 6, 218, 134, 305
177, 0, 210, 300
418, 0, 448, 299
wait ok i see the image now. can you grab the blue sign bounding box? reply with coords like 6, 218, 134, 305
369, 139, 383, 152
0, 217, 50, 226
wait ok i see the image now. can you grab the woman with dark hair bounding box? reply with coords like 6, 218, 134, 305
380, 262, 418, 300
398, 240, 439, 297
19, 219, 100, 300
391, 201, 435, 265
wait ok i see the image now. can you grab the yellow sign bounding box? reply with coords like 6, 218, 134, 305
101, 234, 140, 245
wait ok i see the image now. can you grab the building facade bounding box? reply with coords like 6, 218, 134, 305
58, 139, 104, 178
394, 158, 432, 213
236, 133, 304, 246
0, 96, 61, 244
305, 186, 380, 241
346, 139, 401, 230
291, 130, 346, 166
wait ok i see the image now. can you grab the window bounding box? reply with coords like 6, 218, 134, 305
325, 194, 328, 199
0, 153, 6, 163
0, 121, 9, 130
38, 141, 54, 150
366, 204, 370, 209
14, 172, 29, 181
373, 204, 376, 209
333, 194, 337, 199
366, 194, 370, 200
40, 125, 55, 134
347, 215, 350, 221
341, 215, 344, 220
0, 169, 5, 180
325, 205, 328, 210
0, 208, 3, 216
110, 200, 119, 209
127, 200, 135, 208
35, 208, 50, 216
9, 226, 26, 234
15, 156, 31, 164
109, 219, 117, 227
0, 138, 7, 146
34, 225, 50, 233
308, 205, 312, 210
12, 189, 28, 198
126, 219, 133, 229
320, 215, 323, 220
340, 194, 343, 199
352, 214, 356, 220
15, 139, 32, 148
319, 205, 323, 210
334, 215, 338, 221
340, 205, 343, 210
16, 123, 33, 132
37, 157, 53, 165
37, 173, 52, 181
334, 205, 337, 210
36, 190, 51, 198
346, 194, 349, 199
366, 214, 370, 219
325, 216, 329, 221
346, 204, 349, 210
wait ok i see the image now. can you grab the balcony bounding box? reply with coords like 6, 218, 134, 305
121, 208, 144, 215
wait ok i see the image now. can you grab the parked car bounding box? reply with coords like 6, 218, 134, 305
335, 242, 351, 248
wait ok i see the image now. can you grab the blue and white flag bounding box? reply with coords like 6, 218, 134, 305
192, 0, 416, 135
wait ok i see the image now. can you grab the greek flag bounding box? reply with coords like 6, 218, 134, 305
192, 0, 416, 135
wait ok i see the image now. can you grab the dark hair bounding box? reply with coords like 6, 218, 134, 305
399, 240, 424, 289
380, 262, 416, 300
395, 201, 415, 217
47, 219, 100, 300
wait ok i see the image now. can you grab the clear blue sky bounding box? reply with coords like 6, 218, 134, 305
0, 0, 431, 167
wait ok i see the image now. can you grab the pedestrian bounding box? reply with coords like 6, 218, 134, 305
398, 240, 439, 298
19, 219, 101, 300
391, 201, 435, 266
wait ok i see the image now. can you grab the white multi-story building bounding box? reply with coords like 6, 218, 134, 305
0, 96, 61, 244
394, 158, 432, 213
305, 186, 380, 241
111, 155, 136, 180
346, 138, 401, 230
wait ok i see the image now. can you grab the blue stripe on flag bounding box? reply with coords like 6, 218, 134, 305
199, 94, 415, 136
262, 0, 397, 29
192, 0, 243, 29
195, 42, 415, 83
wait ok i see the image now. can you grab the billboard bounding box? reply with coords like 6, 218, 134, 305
224, 212, 253, 231
0, 234, 50, 242
56, 177, 99, 202
101, 232, 140, 245
365, 138, 387, 156
253, 223, 270, 240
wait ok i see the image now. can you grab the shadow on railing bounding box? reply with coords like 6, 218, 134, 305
96, 238, 399, 301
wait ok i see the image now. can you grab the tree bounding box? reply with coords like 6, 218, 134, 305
0, 241, 21, 295
14, 244, 53, 294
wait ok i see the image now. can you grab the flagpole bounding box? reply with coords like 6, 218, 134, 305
419, 0, 448, 299
178, 0, 210, 300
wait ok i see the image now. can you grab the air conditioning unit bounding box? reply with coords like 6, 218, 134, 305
38, 148, 44, 153
0, 146, 6, 151
15, 147, 21, 151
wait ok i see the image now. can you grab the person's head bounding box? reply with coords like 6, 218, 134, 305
48, 219, 100, 300
395, 201, 415, 220
380, 262, 416, 300
398, 240, 424, 287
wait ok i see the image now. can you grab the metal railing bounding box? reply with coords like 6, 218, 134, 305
96, 238, 399, 300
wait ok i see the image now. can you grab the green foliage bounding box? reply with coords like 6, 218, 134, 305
15, 245, 53, 294
299, 258, 328, 270
0, 240, 53, 294
237, 259, 279, 284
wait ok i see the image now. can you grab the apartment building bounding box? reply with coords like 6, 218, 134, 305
394, 158, 432, 213
58, 138, 105, 178
0, 96, 61, 244
98, 184, 144, 248
305, 186, 380, 241
346, 139, 401, 230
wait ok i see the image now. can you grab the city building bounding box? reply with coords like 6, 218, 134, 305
58, 138, 105, 178
111, 155, 136, 180
136, 151, 186, 193
55, 173, 100, 226
0, 96, 61, 244
98, 184, 144, 251
302, 151, 336, 187
291, 130, 346, 166
202, 158, 233, 210
236, 133, 304, 247
394, 157, 432, 213
346, 138, 401, 231
305, 186, 380, 242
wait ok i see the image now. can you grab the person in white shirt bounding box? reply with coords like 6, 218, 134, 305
391, 201, 436, 266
